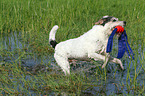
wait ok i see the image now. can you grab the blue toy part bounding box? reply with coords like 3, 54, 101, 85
106, 28, 134, 59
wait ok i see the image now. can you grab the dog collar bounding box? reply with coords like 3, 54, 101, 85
106, 26, 134, 59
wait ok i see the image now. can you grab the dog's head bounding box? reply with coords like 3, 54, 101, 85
95, 16, 126, 35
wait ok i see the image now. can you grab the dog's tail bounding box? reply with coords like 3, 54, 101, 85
49, 25, 59, 48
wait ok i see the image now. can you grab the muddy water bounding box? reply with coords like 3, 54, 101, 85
0, 32, 145, 95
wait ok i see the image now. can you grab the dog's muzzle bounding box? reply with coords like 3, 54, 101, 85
111, 21, 127, 31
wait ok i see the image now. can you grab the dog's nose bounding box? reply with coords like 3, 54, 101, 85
124, 21, 126, 25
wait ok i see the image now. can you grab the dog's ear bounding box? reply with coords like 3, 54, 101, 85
95, 19, 105, 25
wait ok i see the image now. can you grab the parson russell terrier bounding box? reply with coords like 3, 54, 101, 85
49, 16, 126, 75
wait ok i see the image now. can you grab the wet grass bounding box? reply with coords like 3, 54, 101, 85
0, 0, 145, 95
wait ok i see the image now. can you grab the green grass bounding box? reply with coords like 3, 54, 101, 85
0, 0, 145, 95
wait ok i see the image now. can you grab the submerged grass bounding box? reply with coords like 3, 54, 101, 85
0, 0, 145, 95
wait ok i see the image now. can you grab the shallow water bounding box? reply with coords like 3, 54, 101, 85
0, 32, 145, 95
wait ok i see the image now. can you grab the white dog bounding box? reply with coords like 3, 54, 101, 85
49, 16, 126, 75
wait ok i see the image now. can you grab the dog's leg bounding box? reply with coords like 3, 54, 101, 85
110, 57, 124, 70
102, 53, 110, 68
54, 53, 70, 75
88, 53, 124, 70
88, 53, 108, 68
99, 47, 105, 54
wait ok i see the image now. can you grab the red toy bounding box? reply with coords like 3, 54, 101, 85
115, 26, 124, 33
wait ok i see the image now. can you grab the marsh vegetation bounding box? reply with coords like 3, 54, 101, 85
0, 0, 145, 95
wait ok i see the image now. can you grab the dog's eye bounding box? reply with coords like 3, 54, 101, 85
113, 19, 116, 22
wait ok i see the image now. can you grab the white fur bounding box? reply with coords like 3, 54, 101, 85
49, 25, 59, 41
49, 16, 125, 75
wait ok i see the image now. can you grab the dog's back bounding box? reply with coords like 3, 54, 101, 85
49, 25, 105, 59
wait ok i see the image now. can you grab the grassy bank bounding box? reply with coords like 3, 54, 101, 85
0, 0, 145, 95
1, 0, 145, 43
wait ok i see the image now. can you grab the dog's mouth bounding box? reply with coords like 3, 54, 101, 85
111, 25, 125, 37
111, 24, 125, 32
112, 25, 124, 29
111, 21, 126, 30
